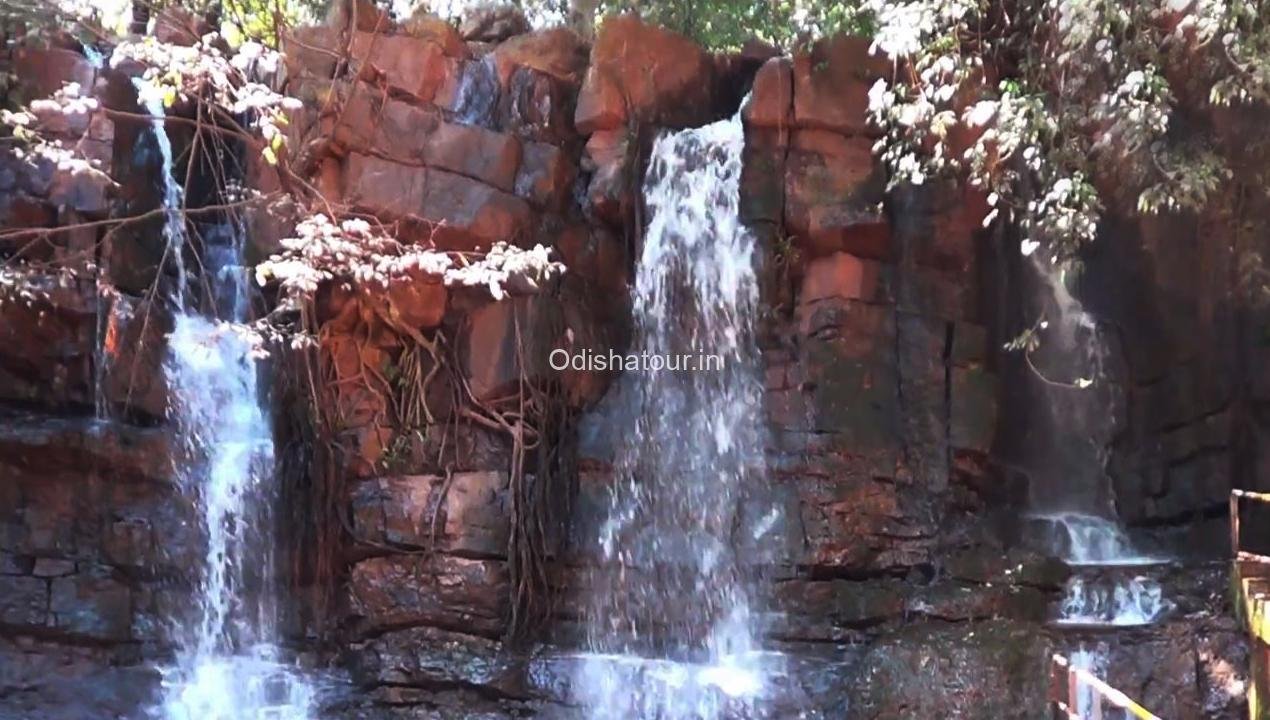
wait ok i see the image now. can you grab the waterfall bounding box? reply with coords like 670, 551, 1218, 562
131, 77, 188, 305
127, 77, 315, 719
573, 109, 783, 717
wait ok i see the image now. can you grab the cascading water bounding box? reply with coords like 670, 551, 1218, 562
126, 77, 315, 719
573, 108, 784, 718
1030, 513, 1169, 626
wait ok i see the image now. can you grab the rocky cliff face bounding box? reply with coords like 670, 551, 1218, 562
0, 9, 1263, 719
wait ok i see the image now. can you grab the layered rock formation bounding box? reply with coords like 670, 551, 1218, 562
0, 9, 1263, 720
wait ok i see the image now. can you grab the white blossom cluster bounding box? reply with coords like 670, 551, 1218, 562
1181, 0, 1270, 107
111, 36, 300, 160
865, 0, 1257, 265
256, 214, 564, 311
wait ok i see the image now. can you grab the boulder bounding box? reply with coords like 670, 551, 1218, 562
582, 129, 634, 225
422, 122, 522, 192
490, 28, 588, 87
744, 57, 793, 128
515, 141, 577, 210
462, 295, 563, 400
344, 153, 534, 251
784, 130, 889, 259
347, 554, 508, 636
398, 12, 467, 55
334, 0, 395, 32
791, 35, 887, 136
574, 67, 627, 135
12, 47, 94, 100
459, 4, 530, 42
348, 31, 458, 102
577, 15, 716, 131
498, 66, 580, 145
435, 57, 501, 128
283, 25, 343, 79
350, 472, 509, 556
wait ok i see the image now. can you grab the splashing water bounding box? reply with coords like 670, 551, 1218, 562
127, 74, 315, 719
1024, 255, 1170, 629
1033, 513, 1170, 626
574, 109, 784, 717
1056, 574, 1168, 627
157, 234, 316, 720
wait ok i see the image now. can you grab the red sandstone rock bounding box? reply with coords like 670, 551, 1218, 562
739, 127, 787, 225
515, 141, 576, 210
463, 295, 562, 400
490, 28, 588, 87
12, 47, 94, 100
283, 26, 342, 79
343, 153, 533, 251
400, 12, 468, 56
460, 4, 530, 43
347, 554, 508, 636
338, 0, 394, 32
154, 6, 207, 46
382, 272, 448, 330
425, 122, 522, 192
579, 15, 716, 130
500, 65, 580, 145
348, 32, 457, 102
99, 291, 171, 421
784, 130, 890, 259
791, 35, 888, 136
581, 129, 635, 226
589, 15, 716, 128
744, 57, 793, 129
335, 88, 441, 152
350, 472, 509, 555
574, 67, 626, 134
800, 252, 881, 304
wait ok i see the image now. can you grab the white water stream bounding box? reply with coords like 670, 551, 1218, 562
573, 108, 784, 718
128, 77, 315, 719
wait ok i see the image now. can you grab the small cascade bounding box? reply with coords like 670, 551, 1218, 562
129, 77, 188, 304
1029, 513, 1162, 566
1034, 513, 1171, 627
573, 107, 784, 717
121, 75, 315, 719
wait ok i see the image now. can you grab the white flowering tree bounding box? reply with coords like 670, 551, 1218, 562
866, 0, 1267, 269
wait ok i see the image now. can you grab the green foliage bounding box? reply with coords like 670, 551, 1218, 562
596, 0, 872, 51
867, 0, 1270, 268
220, 0, 329, 46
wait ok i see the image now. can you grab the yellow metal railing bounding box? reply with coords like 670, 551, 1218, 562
1048, 654, 1161, 720
1232, 489, 1270, 562
1231, 489, 1270, 719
